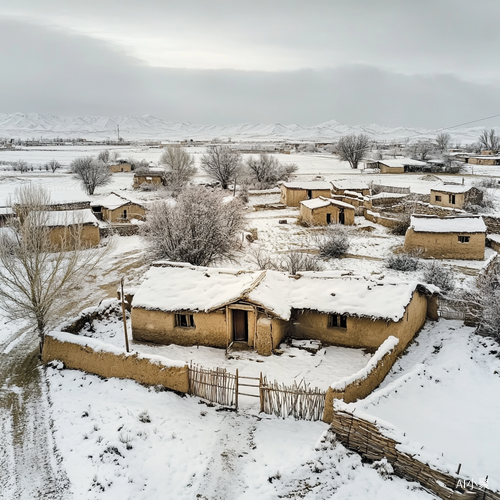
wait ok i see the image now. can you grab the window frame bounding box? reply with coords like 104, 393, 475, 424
328, 314, 347, 329
435, 195, 442, 202
175, 313, 195, 328
458, 235, 470, 244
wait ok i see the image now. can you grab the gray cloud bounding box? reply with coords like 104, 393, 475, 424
1, 19, 500, 128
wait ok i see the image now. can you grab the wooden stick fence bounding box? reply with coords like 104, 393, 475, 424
261, 376, 326, 421
188, 363, 237, 407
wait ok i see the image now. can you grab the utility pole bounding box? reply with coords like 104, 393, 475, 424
117, 125, 120, 143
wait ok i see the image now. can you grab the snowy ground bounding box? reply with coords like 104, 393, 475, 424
45, 365, 438, 500
350, 320, 500, 492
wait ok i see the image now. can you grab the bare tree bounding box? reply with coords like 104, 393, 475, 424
200, 146, 242, 189
14, 160, 30, 173
0, 185, 110, 351
140, 187, 245, 266
97, 149, 111, 164
435, 133, 451, 154
409, 141, 433, 161
478, 129, 500, 153
159, 146, 197, 194
245, 153, 297, 189
70, 156, 112, 195
45, 159, 61, 173
337, 134, 370, 169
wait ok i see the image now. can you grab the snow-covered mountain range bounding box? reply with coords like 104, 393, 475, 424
0, 113, 492, 143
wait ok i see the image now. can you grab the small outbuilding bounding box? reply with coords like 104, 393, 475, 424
131, 263, 438, 356
91, 193, 146, 224
36, 209, 100, 249
110, 161, 132, 173
300, 197, 355, 226
133, 171, 165, 189
331, 180, 370, 196
404, 215, 486, 260
378, 158, 428, 174
430, 185, 483, 210
279, 181, 332, 207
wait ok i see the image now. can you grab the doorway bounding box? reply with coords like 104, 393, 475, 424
326, 213, 331, 224
339, 210, 345, 225
232, 309, 248, 342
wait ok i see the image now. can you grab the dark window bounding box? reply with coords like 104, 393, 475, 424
328, 314, 347, 328
435, 195, 441, 202
176, 314, 195, 327
307, 190, 312, 199
458, 235, 470, 243
449, 194, 456, 204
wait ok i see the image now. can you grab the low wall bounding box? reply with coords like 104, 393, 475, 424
99, 224, 140, 237
323, 336, 399, 422
42, 331, 189, 393
364, 209, 400, 229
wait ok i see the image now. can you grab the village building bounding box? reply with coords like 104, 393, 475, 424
377, 158, 428, 174
35, 209, 100, 249
330, 180, 370, 196
110, 161, 132, 173
299, 197, 355, 226
91, 193, 146, 224
466, 155, 500, 166
404, 215, 486, 260
133, 171, 165, 189
279, 181, 332, 207
130, 263, 438, 357
0, 207, 14, 227
430, 185, 483, 209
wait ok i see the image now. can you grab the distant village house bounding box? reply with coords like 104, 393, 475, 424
279, 181, 332, 207
110, 161, 132, 173
430, 185, 483, 210
300, 197, 355, 226
91, 193, 146, 224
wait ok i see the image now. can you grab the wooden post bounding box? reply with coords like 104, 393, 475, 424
120, 278, 130, 353
235, 368, 239, 410
259, 372, 264, 414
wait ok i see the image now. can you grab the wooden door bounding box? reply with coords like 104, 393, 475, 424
233, 310, 248, 342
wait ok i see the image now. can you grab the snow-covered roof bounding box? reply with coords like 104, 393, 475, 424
487, 234, 500, 244
281, 181, 332, 190
410, 215, 486, 234
370, 192, 407, 200
91, 192, 144, 210
331, 180, 369, 190
36, 209, 99, 227
133, 263, 437, 322
379, 158, 427, 168
0, 206, 14, 215
300, 197, 355, 210
431, 184, 473, 194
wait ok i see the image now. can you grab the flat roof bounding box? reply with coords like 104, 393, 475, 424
410, 215, 486, 233
281, 181, 332, 190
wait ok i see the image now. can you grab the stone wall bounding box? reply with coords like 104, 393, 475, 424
99, 224, 140, 238
46, 201, 91, 211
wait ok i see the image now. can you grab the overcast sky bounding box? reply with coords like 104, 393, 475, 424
1, 0, 500, 128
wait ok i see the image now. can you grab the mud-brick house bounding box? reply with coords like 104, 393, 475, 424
404, 215, 486, 260
299, 197, 355, 225
133, 170, 165, 189
330, 180, 370, 196
279, 181, 332, 207
35, 209, 100, 249
91, 193, 146, 224
467, 156, 500, 166
131, 263, 438, 356
377, 158, 428, 174
430, 185, 483, 210
110, 161, 132, 173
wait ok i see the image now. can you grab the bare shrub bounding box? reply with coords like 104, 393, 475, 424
200, 146, 242, 189
245, 153, 298, 189
386, 252, 420, 272
97, 150, 110, 164
317, 224, 351, 258
280, 251, 323, 274
422, 261, 455, 293
141, 187, 245, 266
390, 214, 411, 235
337, 134, 370, 169
70, 156, 112, 195
159, 146, 197, 195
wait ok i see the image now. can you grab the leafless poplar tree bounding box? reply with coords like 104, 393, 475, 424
337, 134, 370, 169
0, 185, 111, 351
200, 146, 242, 189
45, 159, 61, 173
97, 149, 111, 164
71, 156, 112, 195
409, 141, 433, 161
478, 129, 500, 153
159, 146, 197, 194
435, 132, 451, 153
245, 153, 298, 188
140, 187, 245, 266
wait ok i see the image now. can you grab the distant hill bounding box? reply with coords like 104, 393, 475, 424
0, 112, 492, 143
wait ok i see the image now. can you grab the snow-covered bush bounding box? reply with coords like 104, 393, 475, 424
141, 187, 245, 266
386, 252, 420, 272
317, 224, 351, 258
422, 261, 455, 293
281, 251, 323, 274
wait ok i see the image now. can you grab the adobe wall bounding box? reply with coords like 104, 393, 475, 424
49, 224, 100, 249
133, 175, 163, 189
468, 157, 499, 165
380, 201, 462, 217
404, 229, 485, 260
363, 210, 400, 229
102, 203, 146, 223
280, 186, 332, 207
110, 163, 132, 173
379, 164, 404, 174
292, 291, 428, 353
255, 317, 289, 356
42, 333, 189, 393
132, 308, 228, 348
